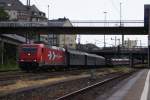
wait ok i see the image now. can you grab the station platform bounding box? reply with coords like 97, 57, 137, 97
96, 69, 150, 100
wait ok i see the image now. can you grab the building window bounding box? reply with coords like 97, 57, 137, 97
34, 12, 37, 16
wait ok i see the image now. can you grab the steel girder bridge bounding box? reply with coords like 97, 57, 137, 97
0, 20, 147, 35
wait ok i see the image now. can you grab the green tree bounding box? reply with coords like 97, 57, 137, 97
0, 7, 9, 21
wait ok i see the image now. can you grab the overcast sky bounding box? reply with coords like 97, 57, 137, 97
20, 0, 150, 47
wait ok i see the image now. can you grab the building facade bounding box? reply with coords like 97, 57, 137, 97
27, 5, 47, 22
0, 0, 77, 49
0, 0, 48, 65
48, 18, 77, 49
0, 0, 48, 43
0, 0, 47, 22
124, 39, 138, 48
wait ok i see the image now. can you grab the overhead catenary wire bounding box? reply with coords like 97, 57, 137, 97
33, 0, 40, 7
107, 0, 121, 18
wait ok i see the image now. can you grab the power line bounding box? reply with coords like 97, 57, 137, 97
107, 0, 120, 16
33, 0, 40, 7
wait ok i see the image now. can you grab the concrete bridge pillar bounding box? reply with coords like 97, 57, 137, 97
145, 5, 150, 67
148, 36, 150, 67
0, 40, 4, 65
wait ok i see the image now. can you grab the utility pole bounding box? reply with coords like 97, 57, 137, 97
120, 2, 124, 48
78, 35, 81, 44
47, 5, 50, 44
104, 11, 107, 48
118, 39, 120, 46
115, 36, 117, 47
111, 36, 118, 47
120, 2, 122, 24
140, 40, 142, 48
48, 5, 50, 19
26, 0, 31, 43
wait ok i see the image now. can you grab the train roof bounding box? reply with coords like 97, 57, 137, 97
67, 49, 87, 55
20, 44, 65, 51
86, 53, 105, 59
67, 49, 105, 59
21, 43, 45, 47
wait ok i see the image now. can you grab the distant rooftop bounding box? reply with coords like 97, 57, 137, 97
0, 0, 27, 11
48, 17, 73, 26
0, 0, 46, 17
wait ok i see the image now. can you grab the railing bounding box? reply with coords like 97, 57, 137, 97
0, 21, 48, 27
71, 20, 144, 27
0, 20, 144, 27
88, 47, 148, 53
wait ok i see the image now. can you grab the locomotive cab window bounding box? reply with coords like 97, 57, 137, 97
22, 47, 37, 53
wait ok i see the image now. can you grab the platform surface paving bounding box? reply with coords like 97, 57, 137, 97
96, 69, 150, 100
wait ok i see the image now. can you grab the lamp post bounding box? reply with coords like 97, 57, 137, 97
118, 38, 120, 46
120, 2, 124, 48
120, 2, 122, 26
140, 40, 142, 48
48, 5, 50, 19
78, 35, 81, 44
104, 11, 107, 48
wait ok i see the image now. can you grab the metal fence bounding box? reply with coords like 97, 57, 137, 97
0, 20, 144, 27
0, 21, 48, 27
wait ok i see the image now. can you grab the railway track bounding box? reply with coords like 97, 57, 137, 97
0, 69, 19, 73
0, 68, 137, 100
0, 68, 106, 79
0, 67, 135, 87
0, 68, 107, 86
0, 72, 42, 86
55, 71, 135, 100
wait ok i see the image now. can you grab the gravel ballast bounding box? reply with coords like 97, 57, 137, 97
0, 67, 136, 100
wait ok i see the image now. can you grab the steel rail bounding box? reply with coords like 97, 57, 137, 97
55, 71, 134, 100
0, 69, 20, 73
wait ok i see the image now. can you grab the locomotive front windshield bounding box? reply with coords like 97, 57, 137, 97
22, 47, 37, 53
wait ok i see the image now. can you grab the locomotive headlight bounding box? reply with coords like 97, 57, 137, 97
20, 59, 24, 62
28, 53, 31, 56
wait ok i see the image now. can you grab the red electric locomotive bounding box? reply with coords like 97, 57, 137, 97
19, 43, 66, 71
